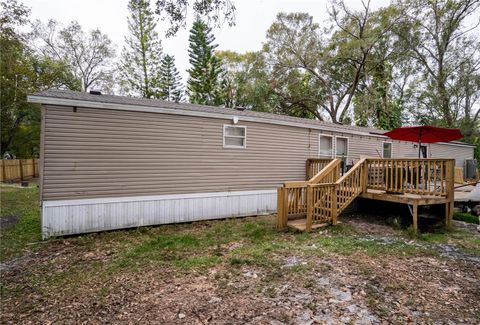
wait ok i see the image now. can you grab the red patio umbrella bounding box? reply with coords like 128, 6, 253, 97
384, 126, 463, 158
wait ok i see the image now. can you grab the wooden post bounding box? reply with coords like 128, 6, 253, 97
277, 188, 282, 229
306, 185, 313, 232
445, 160, 455, 229
331, 185, 338, 225
445, 202, 450, 228
19, 159, 24, 182
361, 160, 368, 193
283, 187, 289, 229
412, 201, 418, 234
277, 187, 287, 230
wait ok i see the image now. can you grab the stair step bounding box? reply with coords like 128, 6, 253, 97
287, 218, 329, 231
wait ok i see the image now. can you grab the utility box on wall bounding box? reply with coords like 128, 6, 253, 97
465, 159, 477, 179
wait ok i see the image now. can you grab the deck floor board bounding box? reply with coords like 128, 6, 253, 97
359, 189, 448, 205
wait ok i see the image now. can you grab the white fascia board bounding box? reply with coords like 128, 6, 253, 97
27, 95, 375, 137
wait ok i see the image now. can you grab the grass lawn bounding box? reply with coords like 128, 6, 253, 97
1, 185, 479, 324
0, 184, 41, 262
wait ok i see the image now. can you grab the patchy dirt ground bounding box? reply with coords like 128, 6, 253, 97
1, 213, 479, 325
1, 185, 479, 324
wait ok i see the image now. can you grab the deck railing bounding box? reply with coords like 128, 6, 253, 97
366, 159, 454, 196
278, 158, 455, 232
307, 184, 336, 229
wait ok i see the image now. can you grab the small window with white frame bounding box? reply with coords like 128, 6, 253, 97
223, 125, 246, 148
382, 142, 392, 158
319, 134, 334, 158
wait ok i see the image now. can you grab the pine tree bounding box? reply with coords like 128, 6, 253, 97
187, 18, 224, 105
158, 54, 183, 102
119, 0, 162, 98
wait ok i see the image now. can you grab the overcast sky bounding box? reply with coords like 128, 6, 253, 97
24, 0, 393, 81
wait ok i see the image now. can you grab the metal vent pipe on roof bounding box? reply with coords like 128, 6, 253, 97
89, 90, 102, 95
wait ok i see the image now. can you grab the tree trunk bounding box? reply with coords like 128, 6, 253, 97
437, 79, 453, 126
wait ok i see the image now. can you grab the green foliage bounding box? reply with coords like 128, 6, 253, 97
0, 0, 80, 157
158, 54, 183, 101
458, 117, 480, 163
354, 61, 403, 129
388, 0, 480, 156
453, 212, 479, 225
262, 6, 399, 123
263, 12, 326, 120
217, 50, 277, 111
187, 18, 224, 105
394, 0, 480, 128
119, 0, 163, 98
4, 0, 480, 157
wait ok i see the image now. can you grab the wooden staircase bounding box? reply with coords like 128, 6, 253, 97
277, 159, 366, 231
276, 158, 455, 233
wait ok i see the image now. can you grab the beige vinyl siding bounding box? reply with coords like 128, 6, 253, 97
42, 106, 317, 200
430, 143, 473, 167
347, 134, 384, 161
395, 141, 473, 166
42, 105, 474, 201
395, 141, 421, 158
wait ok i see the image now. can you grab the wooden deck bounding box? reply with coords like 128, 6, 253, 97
358, 188, 453, 232
277, 158, 457, 233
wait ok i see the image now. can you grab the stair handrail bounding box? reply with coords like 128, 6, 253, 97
278, 159, 342, 230
283, 159, 341, 188
333, 158, 367, 214
308, 159, 342, 184
334, 158, 367, 186
305, 158, 367, 231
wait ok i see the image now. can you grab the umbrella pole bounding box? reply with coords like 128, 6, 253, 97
418, 129, 423, 159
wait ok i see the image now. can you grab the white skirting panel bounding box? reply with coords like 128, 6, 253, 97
41, 189, 277, 239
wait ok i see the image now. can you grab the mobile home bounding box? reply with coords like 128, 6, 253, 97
28, 89, 474, 238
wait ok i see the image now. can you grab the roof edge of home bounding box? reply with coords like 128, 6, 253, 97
27, 94, 380, 137
27, 94, 475, 148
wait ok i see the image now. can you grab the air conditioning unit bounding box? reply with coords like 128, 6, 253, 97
465, 159, 477, 179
